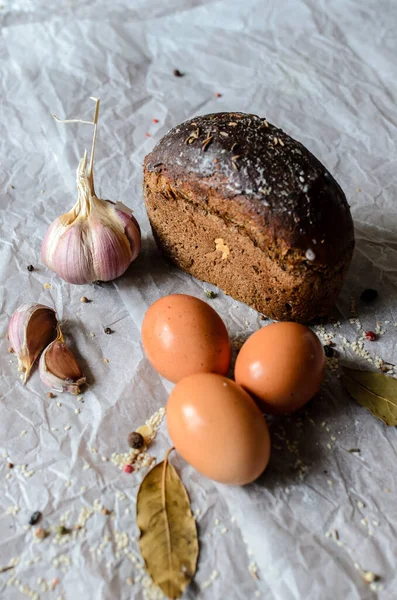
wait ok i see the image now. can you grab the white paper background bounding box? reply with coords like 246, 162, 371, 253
1, 1, 397, 598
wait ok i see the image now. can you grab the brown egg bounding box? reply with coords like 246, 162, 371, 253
142, 294, 231, 383
235, 322, 325, 414
167, 373, 271, 485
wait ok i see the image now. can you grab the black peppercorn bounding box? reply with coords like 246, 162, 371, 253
323, 345, 335, 358
128, 431, 144, 450
104, 327, 112, 335
29, 511, 42, 526
360, 288, 378, 303
173, 68, 184, 77
27, 265, 34, 272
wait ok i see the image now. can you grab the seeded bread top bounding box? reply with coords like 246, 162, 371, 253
144, 112, 354, 265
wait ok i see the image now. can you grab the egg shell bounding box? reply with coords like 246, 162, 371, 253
235, 322, 325, 414
142, 294, 231, 383
166, 373, 271, 485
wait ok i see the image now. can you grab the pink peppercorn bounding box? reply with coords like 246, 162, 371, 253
215, 92, 222, 98
365, 331, 377, 341
152, 118, 159, 123
123, 464, 134, 474
145, 132, 151, 137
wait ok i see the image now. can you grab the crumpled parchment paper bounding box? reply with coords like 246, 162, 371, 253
1, 1, 397, 599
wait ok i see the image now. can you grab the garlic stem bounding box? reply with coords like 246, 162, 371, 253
88, 97, 100, 196
52, 97, 100, 198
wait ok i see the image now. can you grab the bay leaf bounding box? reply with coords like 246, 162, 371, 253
342, 367, 397, 426
136, 448, 199, 599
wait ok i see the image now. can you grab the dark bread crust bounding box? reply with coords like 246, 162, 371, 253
143, 112, 354, 322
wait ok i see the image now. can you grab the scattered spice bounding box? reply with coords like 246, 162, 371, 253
173, 69, 184, 77
362, 571, 379, 584
152, 118, 159, 124
365, 331, 377, 341
46, 392, 55, 399
205, 290, 217, 299
324, 345, 335, 358
33, 527, 49, 540
7, 462, 14, 469
103, 357, 109, 364
124, 464, 134, 474
104, 327, 113, 335
29, 511, 42, 526
145, 132, 152, 137
0, 565, 15, 573
348, 448, 361, 453
44, 282, 52, 289
57, 525, 70, 536
215, 92, 222, 98
8, 347, 14, 353
360, 288, 378, 303
27, 265, 34, 272
128, 431, 145, 450
80, 296, 89, 303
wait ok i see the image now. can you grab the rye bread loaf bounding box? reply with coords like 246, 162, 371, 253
143, 112, 354, 322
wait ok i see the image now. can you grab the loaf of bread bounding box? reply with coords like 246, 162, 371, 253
143, 112, 354, 322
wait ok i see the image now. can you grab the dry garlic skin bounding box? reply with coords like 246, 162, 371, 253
235, 322, 325, 414
167, 373, 271, 485
142, 294, 231, 383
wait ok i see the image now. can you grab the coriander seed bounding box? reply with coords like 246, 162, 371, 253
80, 296, 89, 303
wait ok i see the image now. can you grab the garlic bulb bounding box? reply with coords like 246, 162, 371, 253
42, 98, 141, 285
39, 327, 86, 395
8, 304, 58, 383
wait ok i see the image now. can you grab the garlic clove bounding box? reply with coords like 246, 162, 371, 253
8, 304, 58, 383
39, 328, 86, 395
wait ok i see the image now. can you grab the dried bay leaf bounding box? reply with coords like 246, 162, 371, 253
342, 367, 397, 426
136, 448, 199, 599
